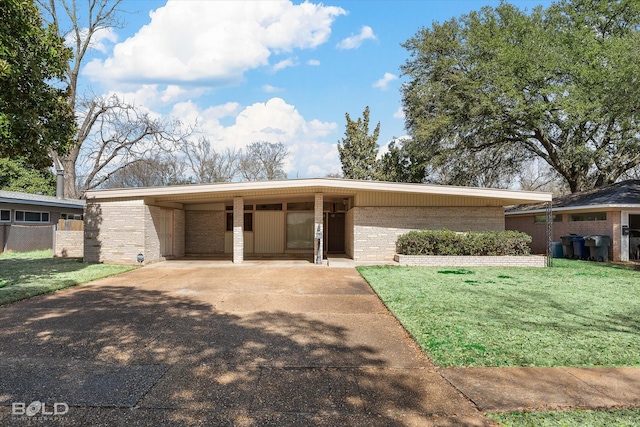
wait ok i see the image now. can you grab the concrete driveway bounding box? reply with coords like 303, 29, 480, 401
0, 262, 492, 426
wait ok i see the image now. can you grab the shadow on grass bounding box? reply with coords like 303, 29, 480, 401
0, 283, 440, 426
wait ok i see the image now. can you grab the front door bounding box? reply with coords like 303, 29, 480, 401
326, 212, 345, 253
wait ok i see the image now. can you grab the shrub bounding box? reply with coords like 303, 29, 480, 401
396, 229, 532, 256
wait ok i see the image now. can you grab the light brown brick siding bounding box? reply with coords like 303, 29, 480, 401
84, 201, 146, 264
352, 206, 505, 261
505, 211, 620, 261
144, 206, 162, 262
185, 211, 225, 254
54, 230, 83, 257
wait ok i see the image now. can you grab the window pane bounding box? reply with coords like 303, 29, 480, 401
226, 212, 233, 231
0, 210, 9, 221
534, 214, 562, 223
25, 212, 41, 222
569, 212, 606, 222
256, 203, 282, 211
287, 202, 314, 211
42, 212, 50, 222
16, 211, 24, 221
244, 213, 253, 231
286, 212, 314, 249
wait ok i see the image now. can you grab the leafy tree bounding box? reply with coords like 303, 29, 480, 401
0, 0, 75, 168
337, 106, 381, 180
397, 0, 640, 192
0, 158, 55, 195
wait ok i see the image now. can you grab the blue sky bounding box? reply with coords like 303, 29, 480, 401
78, 0, 553, 178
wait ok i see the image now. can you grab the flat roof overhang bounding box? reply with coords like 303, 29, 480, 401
506, 204, 640, 216
84, 178, 552, 206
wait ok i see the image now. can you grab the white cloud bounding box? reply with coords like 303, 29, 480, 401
66, 27, 118, 53
336, 25, 376, 50
306, 59, 321, 66
373, 72, 398, 91
272, 58, 297, 72
171, 97, 339, 177
83, 1, 346, 84
393, 107, 405, 119
106, 84, 209, 112
262, 84, 283, 93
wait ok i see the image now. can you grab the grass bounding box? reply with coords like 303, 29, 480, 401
487, 409, 640, 426
0, 250, 135, 306
357, 259, 640, 367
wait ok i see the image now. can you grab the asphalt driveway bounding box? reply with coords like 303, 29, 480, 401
0, 262, 491, 426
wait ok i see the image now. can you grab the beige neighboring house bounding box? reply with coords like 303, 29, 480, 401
83, 178, 551, 265
505, 179, 640, 262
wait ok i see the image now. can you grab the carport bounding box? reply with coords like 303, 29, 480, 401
83, 178, 551, 265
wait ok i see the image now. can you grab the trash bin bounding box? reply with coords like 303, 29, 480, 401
572, 237, 587, 259
584, 235, 611, 262
560, 235, 577, 258
552, 242, 564, 258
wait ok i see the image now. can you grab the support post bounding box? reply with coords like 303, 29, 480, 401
314, 193, 323, 265
546, 201, 553, 267
233, 197, 244, 263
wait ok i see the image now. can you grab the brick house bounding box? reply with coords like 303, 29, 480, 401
0, 190, 85, 253
505, 180, 640, 262
83, 178, 551, 265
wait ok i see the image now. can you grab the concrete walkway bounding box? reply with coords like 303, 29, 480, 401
0, 263, 638, 426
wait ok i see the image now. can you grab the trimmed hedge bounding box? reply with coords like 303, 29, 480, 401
396, 229, 532, 256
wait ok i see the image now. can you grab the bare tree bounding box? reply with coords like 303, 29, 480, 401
38, 0, 189, 197
182, 137, 240, 183
102, 154, 189, 189
239, 141, 289, 181
518, 159, 570, 196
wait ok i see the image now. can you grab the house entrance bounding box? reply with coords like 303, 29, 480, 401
324, 212, 345, 253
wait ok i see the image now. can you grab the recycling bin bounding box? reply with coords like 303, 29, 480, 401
584, 235, 611, 262
572, 237, 587, 259
560, 235, 577, 258
552, 242, 564, 258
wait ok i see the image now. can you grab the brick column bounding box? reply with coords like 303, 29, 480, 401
314, 193, 323, 264
233, 197, 243, 263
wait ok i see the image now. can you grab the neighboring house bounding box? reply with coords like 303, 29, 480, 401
505, 179, 640, 262
0, 190, 85, 253
83, 178, 551, 265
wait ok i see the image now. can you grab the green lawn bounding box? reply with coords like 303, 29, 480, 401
358, 259, 640, 367
487, 409, 640, 427
0, 250, 134, 306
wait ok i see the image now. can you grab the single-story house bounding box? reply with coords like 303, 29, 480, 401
83, 178, 551, 265
0, 190, 85, 253
505, 179, 640, 262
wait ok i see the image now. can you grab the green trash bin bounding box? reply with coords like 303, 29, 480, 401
584, 235, 611, 262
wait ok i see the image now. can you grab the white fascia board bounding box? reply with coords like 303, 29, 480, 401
85, 178, 551, 203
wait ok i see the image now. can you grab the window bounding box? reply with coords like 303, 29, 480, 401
15, 210, 50, 223
534, 214, 563, 223
226, 212, 253, 231
569, 212, 606, 222
287, 201, 314, 211
286, 212, 314, 249
256, 203, 282, 211
0, 210, 10, 222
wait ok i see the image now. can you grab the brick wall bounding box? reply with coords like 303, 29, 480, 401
505, 211, 620, 261
54, 230, 84, 257
352, 206, 505, 261
185, 211, 225, 254
144, 205, 162, 262
394, 254, 547, 267
84, 201, 146, 264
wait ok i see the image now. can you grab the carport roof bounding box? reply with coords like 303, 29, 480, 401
84, 178, 551, 205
